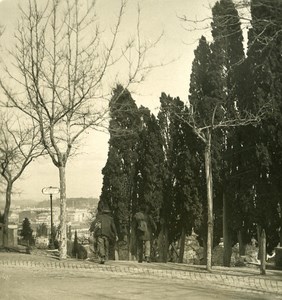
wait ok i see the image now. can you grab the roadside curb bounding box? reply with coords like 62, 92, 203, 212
0, 257, 281, 297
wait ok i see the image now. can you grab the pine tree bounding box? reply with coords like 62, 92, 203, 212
135, 106, 164, 216
36, 223, 48, 237
187, 11, 256, 269
72, 230, 79, 258
157, 93, 203, 262
20, 218, 33, 245
240, 0, 282, 250
188, 35, 225, 270
100, 85, 141, 259
171, 99, 203, 262
134, 106, 165, 261
210, 0, 246, 266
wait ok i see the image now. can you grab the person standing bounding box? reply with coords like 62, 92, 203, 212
133, 204, 156, 263
91, 201, 118, 264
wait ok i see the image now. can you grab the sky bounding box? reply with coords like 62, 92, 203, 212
0, 0, 219, 204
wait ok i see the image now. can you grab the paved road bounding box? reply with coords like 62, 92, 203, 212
0, 251, 281, 299
0, 264, 278, 300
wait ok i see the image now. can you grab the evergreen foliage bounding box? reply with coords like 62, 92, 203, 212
101, 85, 141, 248
210, 0, 246, 265
36, 223, 48, 237
98, 0, 282, 262
20, 217, 33, 243
236, 0, 282, 250
72, 230, 79, 258
135, 106, 164, 218
158, 94, 203, 245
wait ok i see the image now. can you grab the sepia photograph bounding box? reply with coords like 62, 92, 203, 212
0, 0, 281, 299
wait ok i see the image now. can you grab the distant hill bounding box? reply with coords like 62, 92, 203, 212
36, 197, 99, 209
0, 197, 99, 211
0, 199, 37, 210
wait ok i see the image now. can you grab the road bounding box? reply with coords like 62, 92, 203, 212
0, 264, 278, 300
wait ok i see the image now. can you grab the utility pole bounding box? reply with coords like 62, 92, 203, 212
42, 186, 60, 249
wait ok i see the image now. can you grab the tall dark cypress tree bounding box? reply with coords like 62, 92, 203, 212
171, 98, 203, 263
158, 93, 203, 262
135, 106, 164, 216
239, 0, 282, 251
100, 85, 141, 259
134, 106, 165, 261
210, 0, 245, 266
20, 217, 33, 244
157, 93, 176, 262
188, 35, 225, 271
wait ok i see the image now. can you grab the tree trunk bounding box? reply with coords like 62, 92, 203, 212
223, 191, 232, 267
279, 202, 282, 245
157, 221, 169, 263
178, 225, 186, 263
59, 166, 67, 259
238, 230, 246, 256
204, 130, 213, 272
3, 182, 13, 247
260, 229, 266, 275
257, 225, 262, 260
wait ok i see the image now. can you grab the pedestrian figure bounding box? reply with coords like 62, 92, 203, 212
133, 204, 156, 263
90, 201, 118, 264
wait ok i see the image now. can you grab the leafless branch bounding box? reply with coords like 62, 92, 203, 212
179, 0, 282, 53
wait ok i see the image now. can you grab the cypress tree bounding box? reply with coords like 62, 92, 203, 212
158, 93, 203, 262
101, 85, 141, 259
135, 106, 165, 261
72, 230, 79, 258
210, 0, 245, 266
20, 218, 33, 245
241, 0, 282, 251
135, 106, 164, 216
189, 35, 224, 270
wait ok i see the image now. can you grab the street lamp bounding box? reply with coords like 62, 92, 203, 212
42, 186, 60, 249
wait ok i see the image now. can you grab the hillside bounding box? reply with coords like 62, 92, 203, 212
36, 197, 99, 209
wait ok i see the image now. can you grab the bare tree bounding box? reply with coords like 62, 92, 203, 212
177, 0, 278, 271
0, 0, 162, 258
174, 104, 267, 271
0, 113, 44, 246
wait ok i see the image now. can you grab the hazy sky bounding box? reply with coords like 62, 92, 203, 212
0, 0, 218, 204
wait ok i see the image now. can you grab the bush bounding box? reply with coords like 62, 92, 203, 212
77, 244, 88, 259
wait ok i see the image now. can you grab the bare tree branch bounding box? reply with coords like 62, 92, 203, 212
0, 112, 45, 246
179, 0, 282, 53
0, 0, 164, 258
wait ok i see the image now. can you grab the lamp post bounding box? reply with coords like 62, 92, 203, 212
42, 186, 60, 249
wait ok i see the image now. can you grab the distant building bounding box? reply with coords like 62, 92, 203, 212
8, 211, 19, 224
67, 208, 91, 224
7, 205, 92, 243
19, 210, 37, 223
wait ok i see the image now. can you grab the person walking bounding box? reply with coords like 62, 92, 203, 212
133, 204, 156, 263
91, 201, 118, 264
